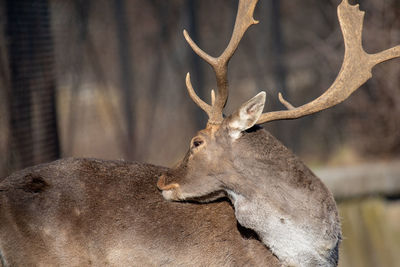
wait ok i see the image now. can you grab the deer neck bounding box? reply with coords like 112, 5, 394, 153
226, 185, 337, 267
223, 131, 339, 266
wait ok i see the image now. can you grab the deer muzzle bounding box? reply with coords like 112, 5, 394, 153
157, 174, 180, 191
157, 174, 183, 201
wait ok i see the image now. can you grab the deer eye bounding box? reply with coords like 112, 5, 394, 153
191, 138, 204, 148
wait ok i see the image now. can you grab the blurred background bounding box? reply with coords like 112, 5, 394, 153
0, 0, 399, 266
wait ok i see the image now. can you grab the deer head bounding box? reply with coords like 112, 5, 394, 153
158, 0, 400, 202
157, 91, 266, 201
158, 0, 400, 265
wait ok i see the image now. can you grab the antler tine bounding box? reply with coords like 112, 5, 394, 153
185, 73, 213, 118
184, 0, 259, 125
213, 0, 259, 112
256, 0, 400, 125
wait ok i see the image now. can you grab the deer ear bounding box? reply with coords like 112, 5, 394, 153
227, 92, 266, 140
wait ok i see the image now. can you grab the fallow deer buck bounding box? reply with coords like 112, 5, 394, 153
1, 0, 399, 266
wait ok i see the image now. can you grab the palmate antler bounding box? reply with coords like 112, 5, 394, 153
184, 0, 400, 126
256, 0, 400, 124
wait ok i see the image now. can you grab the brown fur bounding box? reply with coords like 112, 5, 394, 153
0, 158, 280, 266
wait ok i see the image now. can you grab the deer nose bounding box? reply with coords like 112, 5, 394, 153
157, 174, 180, 191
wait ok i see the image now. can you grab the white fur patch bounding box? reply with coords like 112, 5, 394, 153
229, 130, 242, 140
162, 190, 173, 200
226, 190, 333, 267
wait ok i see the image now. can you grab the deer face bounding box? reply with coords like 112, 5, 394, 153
157, 92, 266, 201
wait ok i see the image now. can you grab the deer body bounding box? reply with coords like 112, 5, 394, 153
0, 158, 281, 266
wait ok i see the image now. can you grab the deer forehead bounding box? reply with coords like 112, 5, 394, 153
197, 124, 220, 139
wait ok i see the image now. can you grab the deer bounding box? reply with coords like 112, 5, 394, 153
1, 0, 399, 266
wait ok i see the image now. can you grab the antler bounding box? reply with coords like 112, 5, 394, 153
256, 0, 400, 124
184, 0, 259, 125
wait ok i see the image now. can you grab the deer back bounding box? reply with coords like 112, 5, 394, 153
0, 158, 280, 266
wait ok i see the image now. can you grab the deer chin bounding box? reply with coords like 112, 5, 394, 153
161, 187, 183, 201
157, 175, 183, 201
157, 174, 225, 202
161, 186, 226, 202
183, 190, 227, 203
